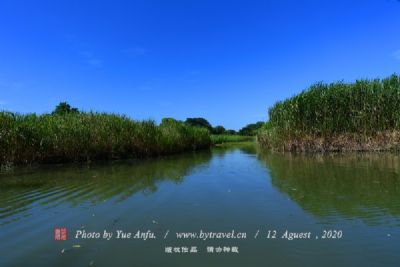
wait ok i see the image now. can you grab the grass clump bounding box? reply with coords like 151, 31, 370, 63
0, 112, 211, 166
258, 74, 400, 151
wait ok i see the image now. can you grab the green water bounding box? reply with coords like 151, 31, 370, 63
0, 144, 399, 267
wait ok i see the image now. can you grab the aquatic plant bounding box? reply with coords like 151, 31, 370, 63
258, 74, 400, 151
0, 112, 211, 165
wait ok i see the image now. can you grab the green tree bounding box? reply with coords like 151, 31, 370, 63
225, 129, 237, 135
53, 102, 79, 115
239, 121, 264, 136
212, 125, 226, 135
185, 118, 212, 131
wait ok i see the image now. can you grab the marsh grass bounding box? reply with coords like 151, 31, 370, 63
258, 74, 400, 151
0, 112, 210, 166
211, 134, 254, 144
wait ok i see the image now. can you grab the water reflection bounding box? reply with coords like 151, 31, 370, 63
212, 142, 257, 157
258, 152, 400, 225
0, 151, 212, 225
1, 144, 400, 267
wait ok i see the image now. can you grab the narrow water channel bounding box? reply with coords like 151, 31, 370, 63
1, 144, 399, 267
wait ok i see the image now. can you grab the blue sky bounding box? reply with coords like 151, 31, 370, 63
0, 0, 399, 130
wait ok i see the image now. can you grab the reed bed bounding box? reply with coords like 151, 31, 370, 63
258, 74, 400, 151
0, 112, 210, 166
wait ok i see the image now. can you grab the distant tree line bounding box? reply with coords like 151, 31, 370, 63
237, 121, 264, 136
51, 103, 264, 136
184, 117, 264, 136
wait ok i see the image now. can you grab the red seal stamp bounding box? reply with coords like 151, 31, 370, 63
54, 227, 68, 241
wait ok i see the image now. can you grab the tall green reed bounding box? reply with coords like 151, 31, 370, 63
258, 74, 400, 147
0, 112, 211, 166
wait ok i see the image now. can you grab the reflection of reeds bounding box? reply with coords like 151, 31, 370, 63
0, 150, 212, 225
259, 151, 400, 225
258, 74, 400, 151
0, 113, 210, 166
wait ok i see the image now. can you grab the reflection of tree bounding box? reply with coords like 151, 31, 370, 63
258, 152, 400, 225
0, 150, 212, 224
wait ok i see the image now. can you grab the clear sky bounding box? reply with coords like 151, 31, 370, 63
1, 0, 399, 130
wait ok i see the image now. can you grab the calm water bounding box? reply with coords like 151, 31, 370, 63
1, 144, 399, 267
